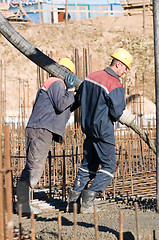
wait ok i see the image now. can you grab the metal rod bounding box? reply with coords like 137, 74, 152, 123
153, 230, 156, 240
48, 150, 52, 200
153, 0, 159, 213
143, 0, 145, 34
58, 211, 62, 240
0, 59, 5, 240
19, 204, 22, 240
94, 206, 99, 240
73, 203, 77, 240
4, 125, 13, 240
148, 234, 151, 240
62, 150, 66, 202
31, 212, 35, 240
135, 202, 140, 240
119, 211, 123, 240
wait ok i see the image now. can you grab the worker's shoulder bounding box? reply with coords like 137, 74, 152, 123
42, 77, 64, 90
86, 70, 104, 78
85, 70, 123, 93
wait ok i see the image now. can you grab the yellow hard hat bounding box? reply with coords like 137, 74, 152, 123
58, 57, 75, 74
111, 48, 132, 70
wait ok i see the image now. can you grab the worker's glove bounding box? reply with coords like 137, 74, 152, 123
64, 74, 76, 89
119, 108, 136, 126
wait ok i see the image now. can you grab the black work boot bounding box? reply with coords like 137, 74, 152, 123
81, 189, 99, 214
16, 180, 41, 215
66, 189, 81, 213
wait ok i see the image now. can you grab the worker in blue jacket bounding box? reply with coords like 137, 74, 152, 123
67, 48, 132, 213
16, 57, 76, 215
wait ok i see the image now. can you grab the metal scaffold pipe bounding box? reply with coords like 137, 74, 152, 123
153, 0, 159, 213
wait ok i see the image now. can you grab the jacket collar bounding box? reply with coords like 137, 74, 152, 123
104, 67, 120, 81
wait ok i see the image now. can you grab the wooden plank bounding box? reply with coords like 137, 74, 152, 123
29, 9, 123, 14
121, 0, 152, 4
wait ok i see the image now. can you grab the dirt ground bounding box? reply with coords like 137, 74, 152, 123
12, 196, 159, 240
1, 13, 158, 240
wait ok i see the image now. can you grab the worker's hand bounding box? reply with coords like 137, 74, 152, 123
119, 108, 136, 126
64, 74, 76, 89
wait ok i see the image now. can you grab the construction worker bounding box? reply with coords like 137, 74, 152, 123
16, 57, 76, 214
67, 48, 133, 213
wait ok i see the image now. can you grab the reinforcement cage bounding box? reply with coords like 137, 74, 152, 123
10, 121, 156, 199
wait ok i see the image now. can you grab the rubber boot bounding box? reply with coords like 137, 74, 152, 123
66, 189, 81, 213
16, 180, 41, 215
81, 190, 99, 214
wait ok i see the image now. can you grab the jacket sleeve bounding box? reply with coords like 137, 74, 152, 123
107, 87, 126, 122
70, 83, 83, 112
48, 81, 75, 113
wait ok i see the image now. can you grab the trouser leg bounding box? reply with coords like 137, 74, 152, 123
88, 141, 116, 193
20, 128, 53, 188
73, 137, 100, 213
17, 128, 53, 214
79, 141, 116, 213
73, 137, 99, 192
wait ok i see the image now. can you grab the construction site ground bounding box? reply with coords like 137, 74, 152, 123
12, 194, 159, 240
1, 13, 158, 239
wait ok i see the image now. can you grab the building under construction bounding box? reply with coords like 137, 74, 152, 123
0, 0, 123, 23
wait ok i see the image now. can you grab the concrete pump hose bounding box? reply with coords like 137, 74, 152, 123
129, 122, 156, 154
119, 108, 156, 154
0, 12, 156, 154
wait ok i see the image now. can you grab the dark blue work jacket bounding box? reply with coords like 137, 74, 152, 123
79, 67, 126, 145
27, 77, 74, 140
